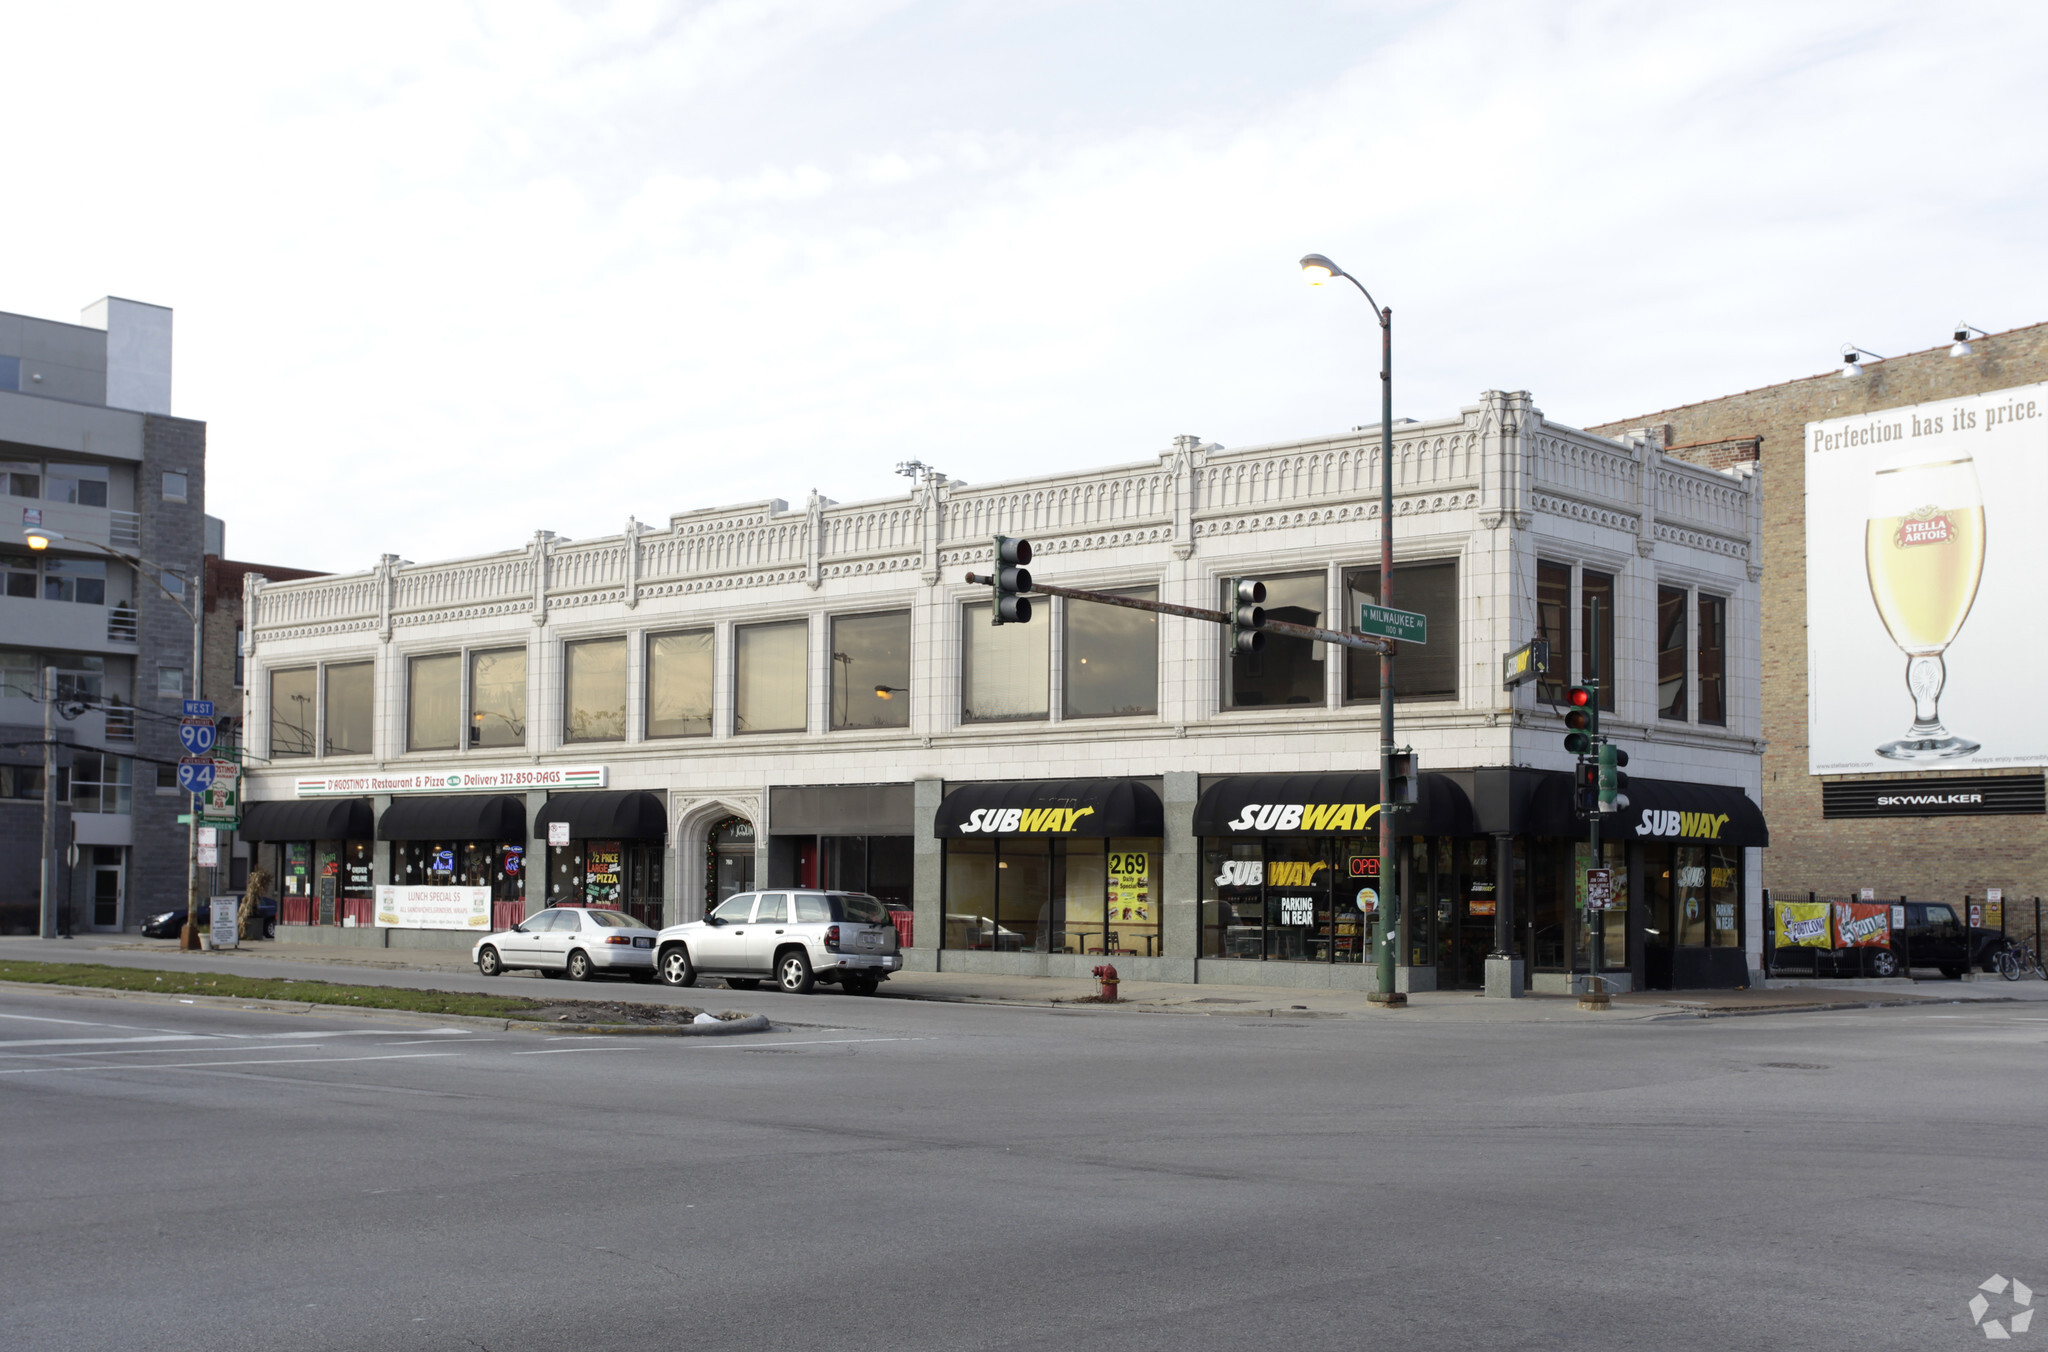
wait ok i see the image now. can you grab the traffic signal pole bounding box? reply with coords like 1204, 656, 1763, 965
1588, 596, 1603, 991
966, 576, 1394, 657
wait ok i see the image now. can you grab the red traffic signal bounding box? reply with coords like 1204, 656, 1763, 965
1566, 686, 1592, 708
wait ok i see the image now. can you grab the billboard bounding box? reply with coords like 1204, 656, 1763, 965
1807, 383, 2048, 774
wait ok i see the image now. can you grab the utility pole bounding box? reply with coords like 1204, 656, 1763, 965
39, 661, 58, 940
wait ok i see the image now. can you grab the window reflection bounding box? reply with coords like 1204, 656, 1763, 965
407, 654, 461, 751
324, 662, 374, 756
469, 648, 526, 748
735, 621, 807, 733
1345, 561, 1458, 701
271, 667, 316, 757
647, 630, 713, 738
1224, 572, 1323, 708
962, 601, 1048, 722
1064, 588, 1157, 718
564, 638, 627, 742
831, 611, 909, 729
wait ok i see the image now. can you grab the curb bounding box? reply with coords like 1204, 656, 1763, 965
1644, 995, 2017, 1021
0, 981, 775, 1037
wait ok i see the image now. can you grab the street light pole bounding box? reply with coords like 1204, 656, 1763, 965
25, 528, 204, 949
1302, 253, 1405, 1007
39, 660, 58, 939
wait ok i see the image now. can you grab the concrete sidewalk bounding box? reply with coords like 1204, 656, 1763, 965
11, 933, 2037, 1022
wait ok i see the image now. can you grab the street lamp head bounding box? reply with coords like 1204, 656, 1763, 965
874, 686, 893, 701
1299, 253, 1342, 286
23, 527, 60, 551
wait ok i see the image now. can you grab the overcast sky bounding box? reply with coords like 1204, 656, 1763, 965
6, 0, 2044, 572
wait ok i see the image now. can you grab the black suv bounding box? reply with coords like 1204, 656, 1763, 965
1837, 901, 2004, 979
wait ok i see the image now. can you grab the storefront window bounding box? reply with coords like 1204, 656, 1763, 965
392, 840, 526, 905
271, 667, 316, 757
1223, 571, 1323, 708
564, 637, 627, 742
544, 839, 664, 924
1582, 569, 1616, 711
735, 620, 807, 733
1064, 588, 1158, 718
469, 648, 527, 748
1674, 844, 1710, 946
1200, 836, 1372, 964
1657, 587, 1688, 720
1698, 593, 1728, 726
324, 661, 374, 755
1708, 845, 1740, 948
947, 837, 1163, 955
408, 653, 461, 751
1344, 561, 1459, 701
962, 601, 1048, 722
831, 611, 910, 730
647, 629, 713, 738
821, 835, 912, 905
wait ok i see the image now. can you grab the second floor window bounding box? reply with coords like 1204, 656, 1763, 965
735, 621, 807, 734
1657, 587, 1688, 720
1345, 561, 1459, 702
1582, 570, 1616, 711
271, 667, 317, 757
831, 611, 910, 730
408, 653, 461, 751
1064, 589, 1157, 719
647, 630, 713, 738
962, 601, 1048, 722
1224, 571, 1323, 709
1698, 594, 1728, 726
565, 638, 627, 743
325, 662, 374, 755
469, 648, 527, 748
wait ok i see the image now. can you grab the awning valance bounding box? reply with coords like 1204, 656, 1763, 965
533, 790, 667, 841
936, 780, 1163, 838
239, 797, 374, 842
1193, 772, 1475, 838
1526, 774, 1768, 848
378, 794, 527, 842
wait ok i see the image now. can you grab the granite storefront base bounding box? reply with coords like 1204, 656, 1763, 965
271, 926, 482, 952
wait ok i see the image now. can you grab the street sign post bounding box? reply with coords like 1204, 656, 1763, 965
176, 758, 216, 794
1356, 601, 1427, 644
178, 719, 216, 755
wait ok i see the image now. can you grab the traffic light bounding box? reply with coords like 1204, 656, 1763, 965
1387, 750, 1419, 806
1562, 685, 1594, 755
1598, 744, 1630, 813
990, 536, 1033, 625
1228, 578, 1267, 654
1574, 758, 1601, 816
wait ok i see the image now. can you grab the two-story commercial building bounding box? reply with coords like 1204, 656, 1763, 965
238, 390, 1767, 990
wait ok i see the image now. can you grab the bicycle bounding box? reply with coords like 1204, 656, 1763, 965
1996, 937, 2046, 981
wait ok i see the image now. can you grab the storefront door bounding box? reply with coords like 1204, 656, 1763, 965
1643, 849, 1675, 990
1434, 838, 1496, 990
91, 848, 123, 928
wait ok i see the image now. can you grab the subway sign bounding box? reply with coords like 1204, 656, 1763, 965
1635, 809, 1732, 840
957, 807, 1097, 834
1224, 803, 1381, 833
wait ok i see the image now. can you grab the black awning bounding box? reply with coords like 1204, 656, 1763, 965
1193, 772, 1475, 838
240, 797, 374, 842
377, 794, 528, 842
936, 780, 1163, 838
533, 790, 667, 841
1525, 773, 1768, 848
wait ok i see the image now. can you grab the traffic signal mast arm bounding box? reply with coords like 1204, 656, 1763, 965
960, 573, 1395, 655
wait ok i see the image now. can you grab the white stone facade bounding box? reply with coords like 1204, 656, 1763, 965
240, 390, 1764, 982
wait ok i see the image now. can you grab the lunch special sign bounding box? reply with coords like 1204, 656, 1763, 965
295, 766, 608, 797
375, 885, 492, 930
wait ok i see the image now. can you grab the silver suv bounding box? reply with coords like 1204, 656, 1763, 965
654, 890, 903, 995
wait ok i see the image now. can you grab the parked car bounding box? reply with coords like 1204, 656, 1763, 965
473, 906, 658, 982
1813, 901, 2003, 979
654, 890, 902, 994
142, 899, 276, 940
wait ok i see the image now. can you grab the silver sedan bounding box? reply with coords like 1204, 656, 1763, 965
473, 906, 659, 982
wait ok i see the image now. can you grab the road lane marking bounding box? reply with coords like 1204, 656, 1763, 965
705, 1036, 931, 1048
510, 1045, 642, 1054
0, 1034, 225, 1048
0, 1044, 309, 1060
0, 1012, 159, 1030
0, 1052, 464, 1076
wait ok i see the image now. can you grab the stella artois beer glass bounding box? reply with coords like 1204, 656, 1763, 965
1864, 448, 1984, 759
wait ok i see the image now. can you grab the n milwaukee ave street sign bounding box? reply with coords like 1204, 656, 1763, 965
1356, 601, 1427, 644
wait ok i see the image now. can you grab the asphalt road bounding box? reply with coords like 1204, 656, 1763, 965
3, 981, 2042, 1351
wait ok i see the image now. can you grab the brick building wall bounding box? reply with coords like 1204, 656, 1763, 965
127, 413, 209, 917
1590, 323, 2048, 920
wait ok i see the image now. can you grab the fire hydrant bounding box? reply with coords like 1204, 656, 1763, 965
1092, 963, 1120, 1003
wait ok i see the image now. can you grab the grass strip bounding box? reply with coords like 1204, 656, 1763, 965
0, 962, 555, 1020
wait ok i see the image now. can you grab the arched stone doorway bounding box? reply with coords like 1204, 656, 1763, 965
671, 796, 763, 925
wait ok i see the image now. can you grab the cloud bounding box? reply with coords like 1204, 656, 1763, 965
2, 0, 2044, 570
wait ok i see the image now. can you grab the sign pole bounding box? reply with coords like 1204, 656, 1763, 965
39, 661, 58, 940
1374, 304, 1404, 1007
1588, 596, 1604, 993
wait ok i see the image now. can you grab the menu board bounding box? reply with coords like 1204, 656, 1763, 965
1107, 851, 1151, 923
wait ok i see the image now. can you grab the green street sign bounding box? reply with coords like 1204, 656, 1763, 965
1356, 601, 1427, 644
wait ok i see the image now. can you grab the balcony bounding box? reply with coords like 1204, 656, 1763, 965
103, 702, 136, 743
107, 604, 137, 644
109, 510, 141, 549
